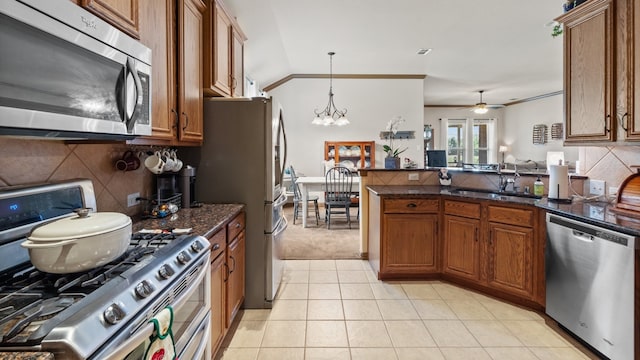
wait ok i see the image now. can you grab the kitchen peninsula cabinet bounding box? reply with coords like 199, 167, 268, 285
374, 198, 439, 279
80, 0, 139, 39
203, 0, 246, 97
486, 205, 535, 299
325, 141, 375, 169
443, 200, 481, 281
133, 0, 205, 146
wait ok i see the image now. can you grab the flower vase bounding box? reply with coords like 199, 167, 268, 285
385, 157, 400, 169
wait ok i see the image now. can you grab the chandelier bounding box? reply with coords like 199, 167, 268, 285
312, 52, 349, 126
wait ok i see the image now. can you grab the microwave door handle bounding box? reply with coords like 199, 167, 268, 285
124, 57, 143, 133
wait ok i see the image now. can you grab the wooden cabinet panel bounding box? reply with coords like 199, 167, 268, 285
443, 215, 480, 281
210, 251, 226, 354
209, 227, 227, 259
178, 0, 205, 143
557, 0, 615, 142
487, 205, 533, 227
226, 230, 245, 328
383, 198, 439, 213
137, 0, 177, 142
82, 0, 139, 38
381, 213, 438, 275
627, 0, 640, 140
443, 200, 480, 219
231, 27, 245, 97
227, 212, 245, 241
487, 223, 534, 298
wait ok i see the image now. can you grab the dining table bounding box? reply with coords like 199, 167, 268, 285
295, 176, 360, 228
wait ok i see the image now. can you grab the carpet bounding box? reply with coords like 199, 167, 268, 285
281, 205, 361, 259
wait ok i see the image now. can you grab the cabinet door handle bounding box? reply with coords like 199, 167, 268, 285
407, 203, 417, 208
171, 109, 179, 129
475, 228, 478, 242
212, 243, 220, 251
230, 255, 236, 273
182, 112, 189, 131
620, 112, 629, 132
223, 263, 230, 282
235, 223, 241, 228
604, 115, 611, 133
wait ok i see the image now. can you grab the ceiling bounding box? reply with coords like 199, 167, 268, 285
223, 0, 564, 106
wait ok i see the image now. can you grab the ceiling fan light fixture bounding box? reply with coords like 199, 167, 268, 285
473, 90, 490, 114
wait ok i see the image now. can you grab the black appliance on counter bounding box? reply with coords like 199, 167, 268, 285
0, 179, 212, 359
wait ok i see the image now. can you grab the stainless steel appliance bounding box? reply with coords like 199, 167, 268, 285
179, 166, 198, 208
546, 213, 636, 360
0, 179, 211, 359
0, 0, 152, 140
186, 97, 288, 308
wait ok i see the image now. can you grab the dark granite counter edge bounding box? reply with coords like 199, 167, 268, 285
359, 167, 588, 179
367, 185, 640, 236
536, 199, 640, 237
366, 185, 539, 206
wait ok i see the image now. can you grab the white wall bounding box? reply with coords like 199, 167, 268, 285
269, 77, 424, 177
424, 93, 578, 167
502, 93, 577, 165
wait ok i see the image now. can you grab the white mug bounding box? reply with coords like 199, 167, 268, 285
144, 151, 166, 174
163, 149, 178, 172
172, 150, 183, 172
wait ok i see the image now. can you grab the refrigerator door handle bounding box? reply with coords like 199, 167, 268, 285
279, 108, 288, 188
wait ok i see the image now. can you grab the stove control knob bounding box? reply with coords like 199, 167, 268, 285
177, 251, 191, 264
191, 240, 204, 252
135, 280, 154, 299
158, 264, 175, 279
104, 303, 126, 325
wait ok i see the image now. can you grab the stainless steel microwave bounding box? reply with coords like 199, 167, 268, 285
0, 0, 152, 140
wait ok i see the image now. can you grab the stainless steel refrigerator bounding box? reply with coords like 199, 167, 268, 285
191, 97, 288, 308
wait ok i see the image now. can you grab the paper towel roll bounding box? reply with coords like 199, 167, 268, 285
548, 165, 569, 199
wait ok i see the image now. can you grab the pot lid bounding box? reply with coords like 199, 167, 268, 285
29, 211, 132, 242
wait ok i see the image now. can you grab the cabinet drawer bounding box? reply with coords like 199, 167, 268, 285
487, 205, 533, 227
383, 198, 439, 213
227, 212, 245, 241
209, 228, 227, 260
443, 200, 480, 219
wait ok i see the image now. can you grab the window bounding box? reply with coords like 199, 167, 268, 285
442, 118, 497, 166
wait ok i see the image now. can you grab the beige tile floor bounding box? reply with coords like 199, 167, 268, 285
216, 259, 595, 360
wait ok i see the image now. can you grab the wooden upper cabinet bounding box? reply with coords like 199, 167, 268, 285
204, 0, 246, 97
557, 0, 615, 143
137, 0, 177, 142
178, 0, 206, 143
81, 0, 139, 39
625, 0, 640, 140
231, 27, 245, 97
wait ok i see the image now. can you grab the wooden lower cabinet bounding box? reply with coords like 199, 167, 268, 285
226, 229, 245, 328
210, 250, 226, 353
382, 213, 438, 275
368, 192, 545, 307
443, 215, 480, 281
487, 222, 534, 298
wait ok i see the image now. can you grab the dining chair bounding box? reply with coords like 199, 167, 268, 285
289, 166, 320, 225
324, 166, 353, 229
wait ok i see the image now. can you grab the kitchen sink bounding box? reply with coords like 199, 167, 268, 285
449, 188, 541, 201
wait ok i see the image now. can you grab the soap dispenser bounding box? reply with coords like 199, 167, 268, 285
534, 176, 544, 196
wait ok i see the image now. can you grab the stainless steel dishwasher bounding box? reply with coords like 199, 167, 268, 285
546, 213, 636, 360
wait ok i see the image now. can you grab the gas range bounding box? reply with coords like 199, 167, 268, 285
0, 180, 210, 359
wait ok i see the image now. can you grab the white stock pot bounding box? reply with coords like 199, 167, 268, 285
22, 209, 132, 274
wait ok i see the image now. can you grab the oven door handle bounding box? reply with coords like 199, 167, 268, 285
100, 260, 209, 360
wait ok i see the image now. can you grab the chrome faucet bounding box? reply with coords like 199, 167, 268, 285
499, 165, 520, 192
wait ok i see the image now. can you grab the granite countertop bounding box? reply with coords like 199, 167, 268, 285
366, 185, 540, 206
0, 353, 54, 360
536, 198, 640, 237
133, 203, 245, 238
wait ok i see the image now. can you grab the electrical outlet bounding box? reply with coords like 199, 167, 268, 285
609, 186, 619, 196
127, 192, 140, 207
408, 173, 419, 181
589, 179, 605, 196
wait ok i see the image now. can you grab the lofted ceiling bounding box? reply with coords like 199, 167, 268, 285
222, 0, 564, 106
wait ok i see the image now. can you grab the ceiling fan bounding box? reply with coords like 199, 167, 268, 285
469, 90, 505, 114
